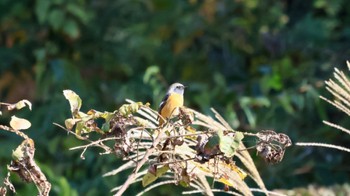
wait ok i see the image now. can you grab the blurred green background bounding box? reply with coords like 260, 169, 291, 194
1, 0, 350, 195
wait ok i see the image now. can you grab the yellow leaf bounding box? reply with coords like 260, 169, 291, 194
223, 162, 247, 180
7, 99, 32, 111
142, 173, 157, 187
118, 102, 142, 117
142, 165, 169, 187
10, 116, 31, 130
63, 90, 82, 116
217, 175, 235, 187
65, 118, 81, 130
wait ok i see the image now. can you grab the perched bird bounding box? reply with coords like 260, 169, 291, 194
158, 83, 185, 126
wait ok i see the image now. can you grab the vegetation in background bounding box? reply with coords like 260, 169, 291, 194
0, 100, 50, 195
1, 0, 350, 195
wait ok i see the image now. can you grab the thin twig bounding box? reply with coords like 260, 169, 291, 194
54, 122, 112, 156
0, 125, 29, 139
53, 122, 90, 140
250, 188, 287, 196
69, 137, 118, 151
110, 170, 147, 192
152, 157, 195, 166
323, 120, 350, 135
136, 180, 176, 196
295, 142, 350, 153
182, 189, 242, 196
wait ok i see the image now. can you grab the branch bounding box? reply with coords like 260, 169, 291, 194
114, 125, 168, 196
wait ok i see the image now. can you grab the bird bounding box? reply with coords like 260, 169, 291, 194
158, 83, 185, 126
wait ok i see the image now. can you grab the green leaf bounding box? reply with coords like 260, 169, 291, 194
143, 66, 160, 83
12, 145, 24, 161
233, 132, 244, 149
66, 3, 91, 24
142, 165, 169, 187
75, 121, 85, 136
179, 170, 191, 187
63, 90, 82, 116
204, 134, 220, 154
63, 19, 80, 39
101, 122, 110, 132
12, 139, 34, 161
179, 179, 190, 187
35, 0, 51, 23
48, 9, 65, 30
218, 130, 244, 157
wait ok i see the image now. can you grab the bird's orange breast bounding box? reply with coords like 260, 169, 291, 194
159, 93, 183, 125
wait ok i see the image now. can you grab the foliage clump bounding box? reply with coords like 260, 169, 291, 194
62, 90, 293, 195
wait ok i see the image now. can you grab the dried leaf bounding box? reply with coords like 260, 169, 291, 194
119, 102, 142, 117
75, 121, 86, 136
9, 139, 51, 195
179, 169, 191, 187
65, 118, 81, 130
63, 90, 82, 116
10, 116, 31, 130
218, 174, 236, 187
256, 130, 291, 164
6, 100, 32, 111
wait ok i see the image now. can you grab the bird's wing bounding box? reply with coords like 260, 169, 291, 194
157, 93, 169, 120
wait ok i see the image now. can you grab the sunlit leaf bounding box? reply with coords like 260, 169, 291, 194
65, 118, 81, 130
218, 130, 235, 157
233, 132, 244, 149
217, 161, 247, 187
10, 116, 31, 130
217, 175, 235, 187
142, 165, 169, 187
225, 162, 247, 180
87, 109, 98, 115
6, 100, 32, 111
191, 161, 211, 174
11, 139, 34, 161
218, 130, 244, 157
75, 121, 85, 136
63, 90, 82, 116
134, 117, 149, 127
12, 146, 24, 161
179, 179, 190, 187
179, 170, 191, 187
118, 102, 143, 117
